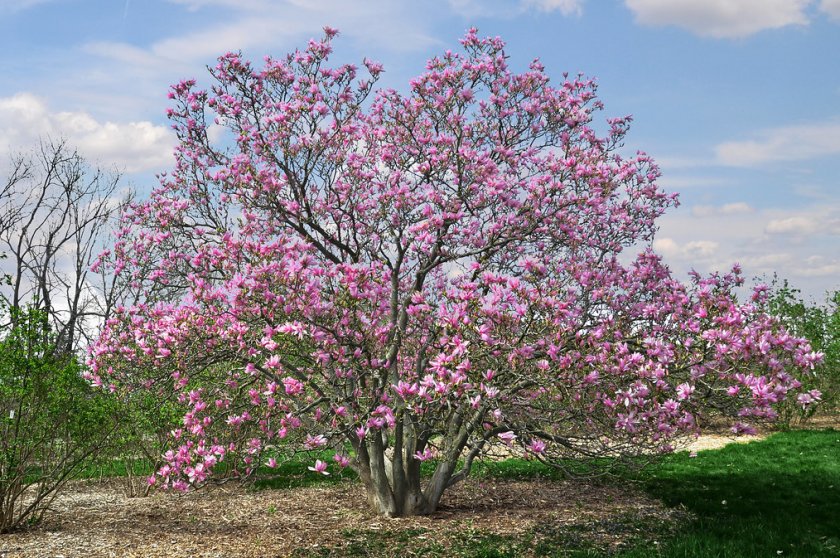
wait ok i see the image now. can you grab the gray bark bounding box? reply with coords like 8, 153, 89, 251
0, 139, 130, 353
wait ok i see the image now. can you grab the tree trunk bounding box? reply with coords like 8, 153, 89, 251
353, 432, 468, 517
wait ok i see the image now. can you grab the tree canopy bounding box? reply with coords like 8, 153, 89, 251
89, 29, 821, 517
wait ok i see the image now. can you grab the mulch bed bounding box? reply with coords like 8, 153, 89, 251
0, 475, 685, 557
10, 422, 839, 557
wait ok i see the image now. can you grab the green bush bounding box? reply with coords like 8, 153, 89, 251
96, 388, 182, 496
763, 279, 839, 425
0, 308, 116, 532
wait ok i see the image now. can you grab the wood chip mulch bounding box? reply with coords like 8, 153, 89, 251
0, 475, 685, 558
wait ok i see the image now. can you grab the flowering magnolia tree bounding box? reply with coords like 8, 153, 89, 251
88, 29, 821, 517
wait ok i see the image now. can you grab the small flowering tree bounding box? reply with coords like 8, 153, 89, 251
89, 29, 821, 517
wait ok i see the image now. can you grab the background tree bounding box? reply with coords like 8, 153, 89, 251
0, 308, 116, 532
0, 141, 133, 529
90, 29, 821, 517
0, 139, 129, 354
762, 277, 838, 425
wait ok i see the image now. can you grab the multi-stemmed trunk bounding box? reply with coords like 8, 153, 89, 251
354, 440, 462, 516
351, 406, 486, 517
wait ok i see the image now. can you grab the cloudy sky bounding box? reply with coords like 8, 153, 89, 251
1, 0, 838, 300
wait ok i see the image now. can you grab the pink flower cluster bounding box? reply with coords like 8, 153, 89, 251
88, 28, 820, 493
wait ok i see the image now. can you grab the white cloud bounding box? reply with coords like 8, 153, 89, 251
652, 237, 679, 256
166, 0, 270, 9
0, 93, 176, 173
624, 0, 811, 38
150, 16, 295, 62
82, 41, 179, 71
448, 0, 583, 18
821, 0, 840, 19
715, 122, 840, 167
683, 240, 719, 258
68, 0, 445, 126
766, 212, 840, 236
692, 202, 754, 217
0, 0, 55, 12
522, 0, 583, 16
0, 0, 475, 174
740, 252, 794, 269
79, 0, 443, 109
798, 256, 840, 277
720, 202, 753, 214
652, 155, 714, 171
765, 216, 818, 235
154, 0, 438, 61
655, 175, 731, 194
447, 0, 510, 18
654, 203, 840, 300
653, 237, 719, 259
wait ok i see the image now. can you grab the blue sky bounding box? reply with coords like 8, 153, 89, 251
1, 0, 838, 300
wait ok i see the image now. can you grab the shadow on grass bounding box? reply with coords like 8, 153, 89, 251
94, 431, 836, 556
286, 430, 840, 557
625, 429, 840, 558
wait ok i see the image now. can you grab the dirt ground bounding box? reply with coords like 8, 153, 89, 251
3, 423, 835, 558
1, 475, 685, 558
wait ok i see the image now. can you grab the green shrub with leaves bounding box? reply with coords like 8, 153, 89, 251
0, 308, 116, 532
98, 387, 183, 497
763, 278, 839, 426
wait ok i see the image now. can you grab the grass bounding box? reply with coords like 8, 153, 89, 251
469, 454, 633, 481
85, 429, 840, 557
286, 429, 840, 557
292, 513, 679, 557
625, 429, 840, 558
79, 455, 156, 479
252, 450, 360, 489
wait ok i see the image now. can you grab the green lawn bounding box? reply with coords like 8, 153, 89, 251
288, 430, 840, 557
626, 429, 840, 558
85, 429, 840, 557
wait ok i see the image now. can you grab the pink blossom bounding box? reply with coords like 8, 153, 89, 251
308, 460, 330, 475
731, 423, 757, 435
796, 390, 822, 408
304, 434, 327, 449
527, 439, 546, 455
283, 377, 304, 395
676, 383, 695, 401
413, 447, 435, 461
498, 431, 517, 446
88, 29, 819, 518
